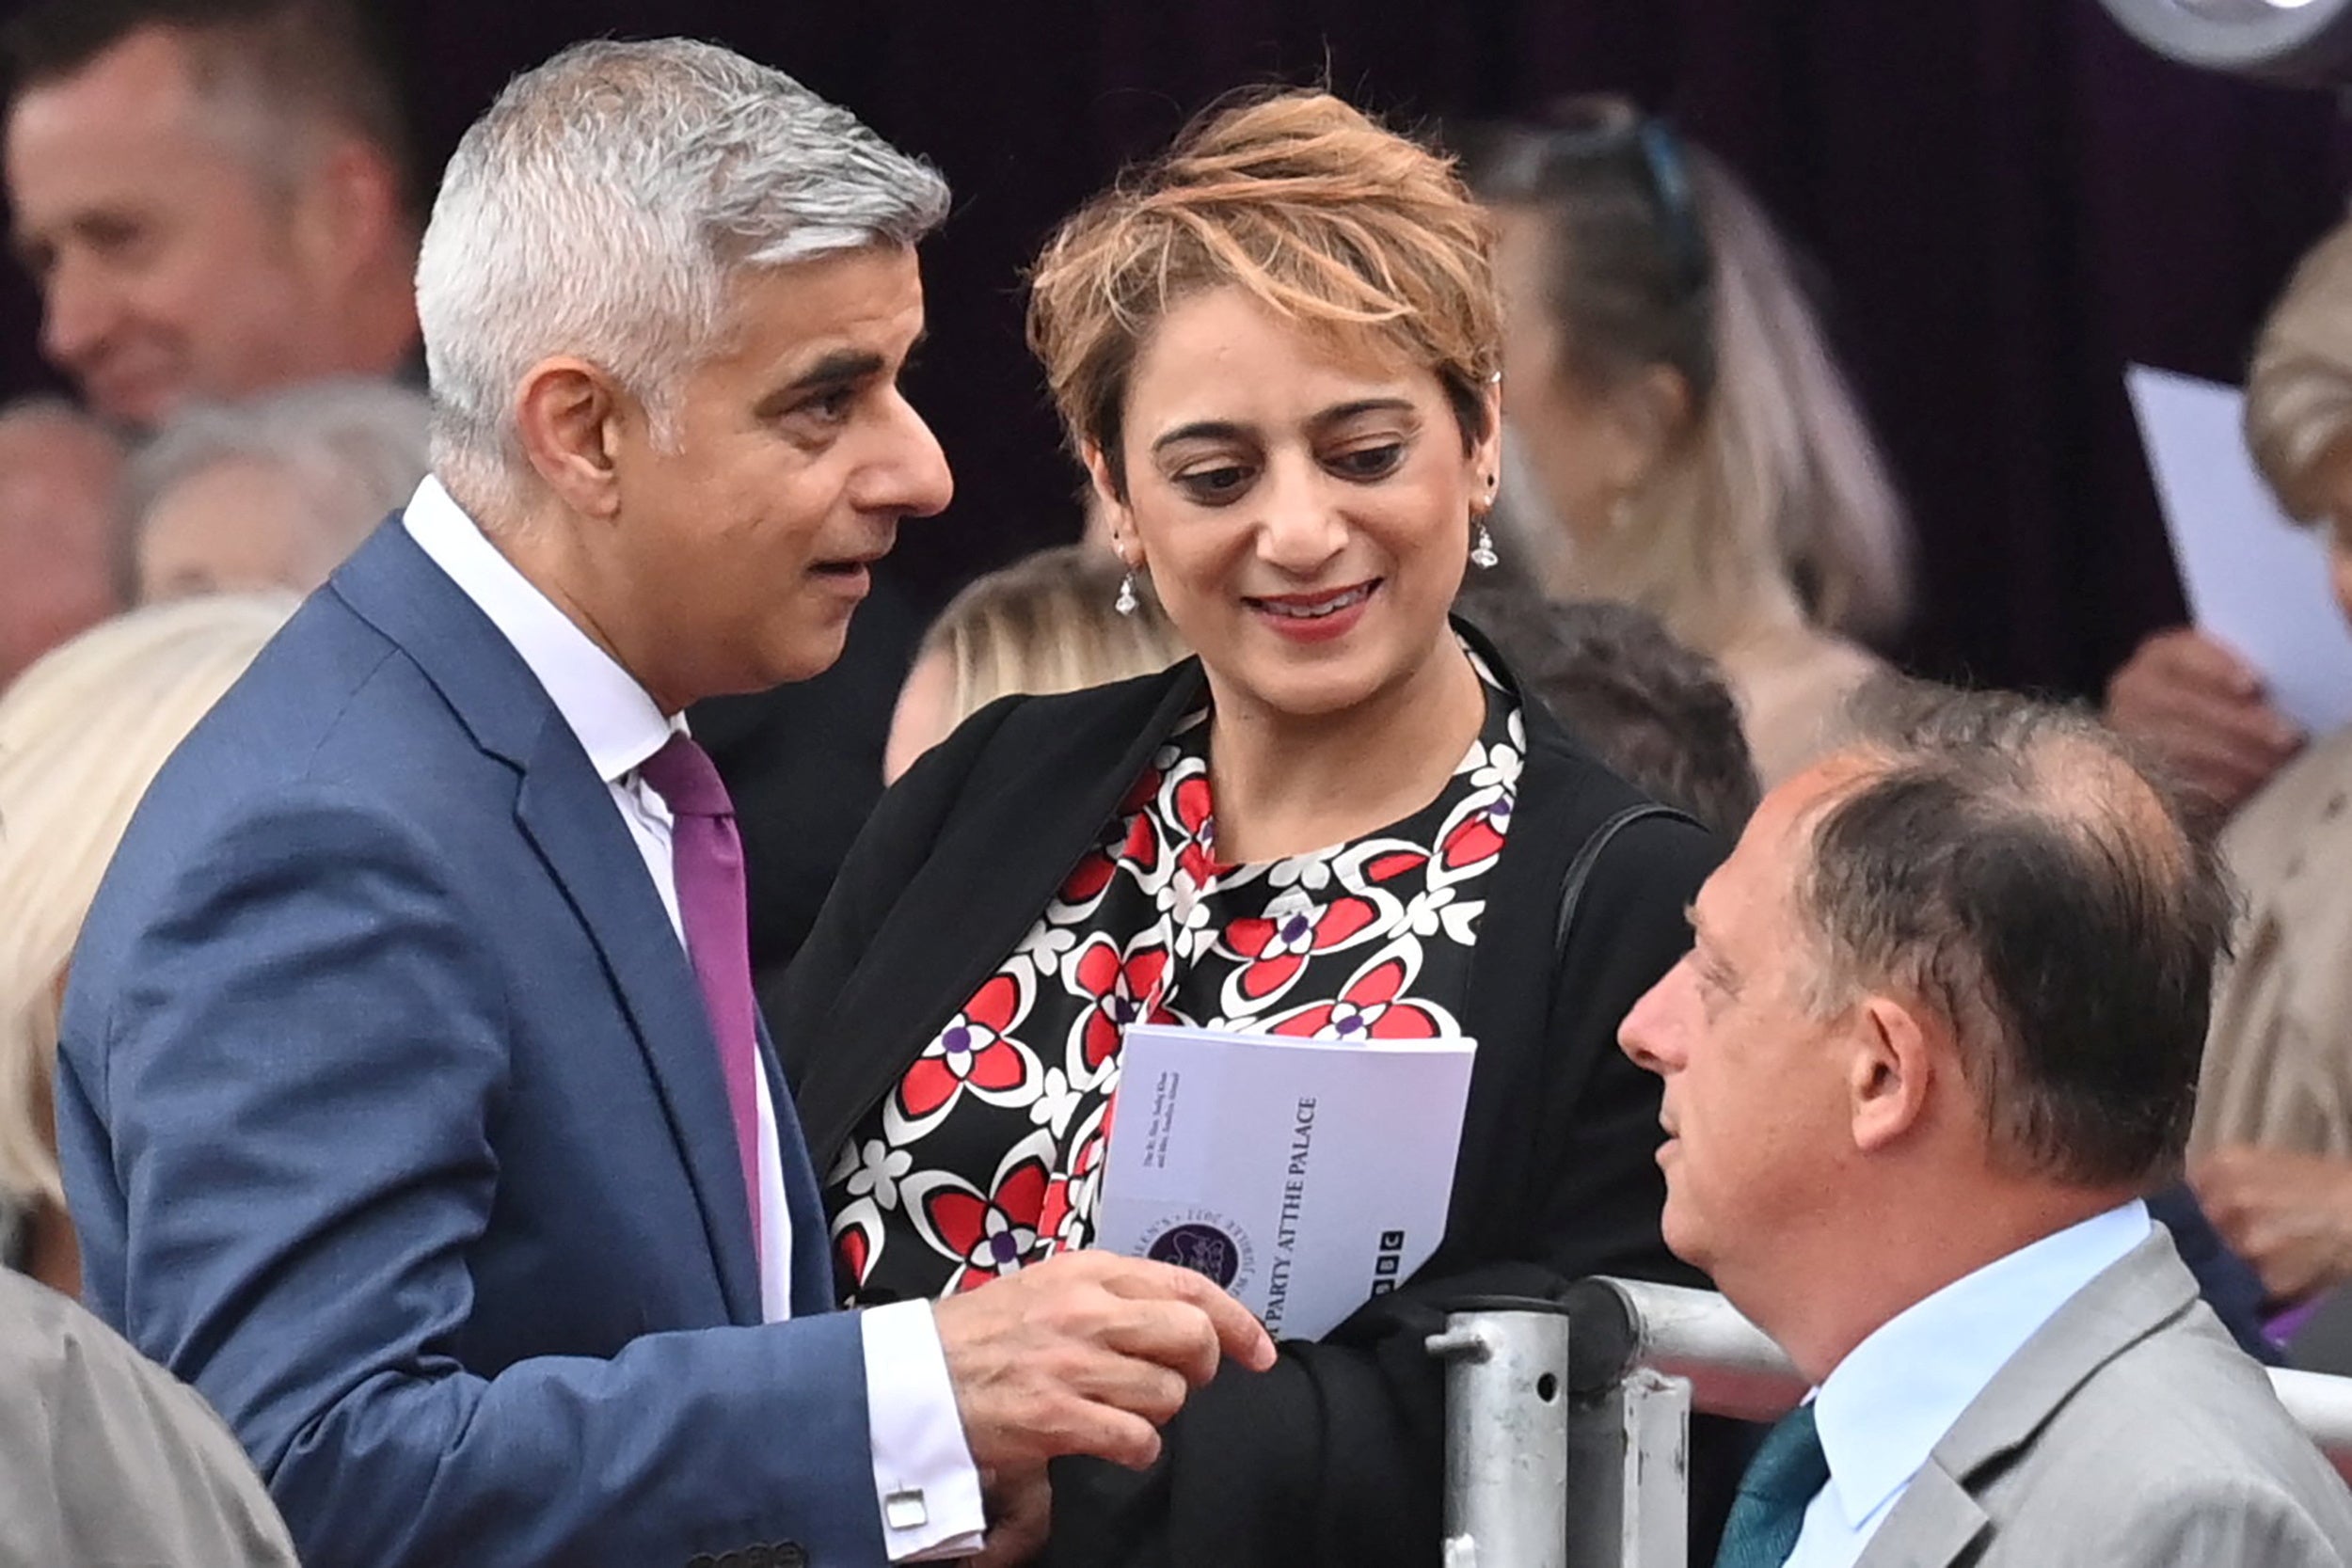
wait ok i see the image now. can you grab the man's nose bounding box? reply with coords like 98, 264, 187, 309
865, 389, 954, 520
39, 254, 118, 372
1617, 971, 1684, 1076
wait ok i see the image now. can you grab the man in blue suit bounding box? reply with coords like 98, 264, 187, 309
56, 39, 1270, 1568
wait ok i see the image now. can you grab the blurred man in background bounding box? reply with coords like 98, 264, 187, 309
2, 0, 420, 428
0, 396, 123, 689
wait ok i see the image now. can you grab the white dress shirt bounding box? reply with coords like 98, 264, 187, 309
1784, 1199, 2154, 1568
404, 478, 984, 1561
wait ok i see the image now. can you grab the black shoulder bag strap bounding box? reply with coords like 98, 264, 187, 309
1553, 801, 1704, 962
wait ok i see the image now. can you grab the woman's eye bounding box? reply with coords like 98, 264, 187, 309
1329, 443, 1405, 481
1175, 465, 1252, 504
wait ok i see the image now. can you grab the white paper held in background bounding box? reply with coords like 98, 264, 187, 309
2124, 363, 2352, 736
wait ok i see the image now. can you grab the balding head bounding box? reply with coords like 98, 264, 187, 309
0, 398, 125, 689
1791, 679, 2234, 1188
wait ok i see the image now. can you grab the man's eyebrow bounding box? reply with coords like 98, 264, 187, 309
782, 348, 887, 395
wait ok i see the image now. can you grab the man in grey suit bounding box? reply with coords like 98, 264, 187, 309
1619, 678, 2352, 1566
0, 1269, 295, 1565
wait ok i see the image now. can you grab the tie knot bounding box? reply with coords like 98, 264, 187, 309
638, 732, 733, 819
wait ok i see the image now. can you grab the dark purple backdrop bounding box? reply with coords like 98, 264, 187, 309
5, 0, 2346, 696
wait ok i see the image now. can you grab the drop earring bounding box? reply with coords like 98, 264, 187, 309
1470, 521, 1499, 570
1114, 570, 1139, 616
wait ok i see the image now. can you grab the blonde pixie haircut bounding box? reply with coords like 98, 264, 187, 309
0, 594, 294, 1221
2246, 214, 2352, 523
1027, 88, 1503, 491
922, 545, 1187, 724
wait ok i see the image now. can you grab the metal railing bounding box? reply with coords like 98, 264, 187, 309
1429, 1277, 2352, 1567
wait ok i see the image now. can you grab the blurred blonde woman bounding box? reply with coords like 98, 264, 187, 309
1472, 98, 1911, 783
2186, 216, 2352, 1311
882, 544, 1187, 782
0, 594, 293, 1291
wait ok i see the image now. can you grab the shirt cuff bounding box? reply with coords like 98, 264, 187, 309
861, 1299, 987, 1562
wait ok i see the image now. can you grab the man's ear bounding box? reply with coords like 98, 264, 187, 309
1848, 991, 1937, 1154
514, 357, 626, 520
289, 138, 407, 286
1083, 444, 1139, 566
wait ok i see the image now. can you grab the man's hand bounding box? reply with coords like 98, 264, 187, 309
2193, 1145, 2352, 1304
932, 1250, 1276, 1473
2105, 627, 2301, 816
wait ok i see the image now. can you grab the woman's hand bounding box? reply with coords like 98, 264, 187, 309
2105, 627, 2301, 816
2193, 1145, 2352, 1304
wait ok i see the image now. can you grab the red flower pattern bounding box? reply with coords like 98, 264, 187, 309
894, 974, 1035, 1121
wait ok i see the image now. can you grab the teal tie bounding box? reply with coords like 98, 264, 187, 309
1713, 1402, 1831, 1568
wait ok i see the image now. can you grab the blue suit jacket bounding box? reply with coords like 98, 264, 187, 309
57, 520, 884, 1568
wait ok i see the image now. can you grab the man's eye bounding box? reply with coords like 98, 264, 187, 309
795, 388, 857, 427
1175, 465, 1251, 504
1328, 443, 1405, 481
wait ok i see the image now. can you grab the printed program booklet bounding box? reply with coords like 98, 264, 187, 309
1096, 1022, 1476, 1340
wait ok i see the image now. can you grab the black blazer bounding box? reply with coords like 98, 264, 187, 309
776, 635, 1721, 1567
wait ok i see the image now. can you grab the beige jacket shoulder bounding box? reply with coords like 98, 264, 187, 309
2192, 725, 2352, 1157
0, 1269, 295, 1567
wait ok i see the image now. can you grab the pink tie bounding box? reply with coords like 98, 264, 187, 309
637, 733, 763, 1264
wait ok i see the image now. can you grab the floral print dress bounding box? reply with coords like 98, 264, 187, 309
824, 658, 1523, 1305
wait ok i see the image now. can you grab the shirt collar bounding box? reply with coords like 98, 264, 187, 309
400, 475, 675, 784
1811, 1199, 2152, 1530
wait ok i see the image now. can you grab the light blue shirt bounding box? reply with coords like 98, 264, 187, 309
1783, 1200, 2153, 1568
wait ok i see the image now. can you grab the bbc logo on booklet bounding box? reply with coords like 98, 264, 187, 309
1369, 1229, 1406, 1295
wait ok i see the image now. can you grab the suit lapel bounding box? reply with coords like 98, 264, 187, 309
515, 729, 763, 1323
1860, 1230, 2201, 1565
333, 518, 763, 1325
1854, 1462, 1987, 1568
756, 1015, 836, 1318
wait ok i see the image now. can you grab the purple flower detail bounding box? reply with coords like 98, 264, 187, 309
942, 1024, 973, 1057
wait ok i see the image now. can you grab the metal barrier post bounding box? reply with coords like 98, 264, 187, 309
1427, 1298, 1573, 1568
1564, 1366, 1692, 1567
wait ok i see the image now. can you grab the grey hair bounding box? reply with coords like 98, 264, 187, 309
124, 378, 429, 593
414, 38, 951, 513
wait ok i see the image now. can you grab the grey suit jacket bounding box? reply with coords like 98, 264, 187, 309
1859, 1230, 2352, 1566
0, 1270, 294, 1568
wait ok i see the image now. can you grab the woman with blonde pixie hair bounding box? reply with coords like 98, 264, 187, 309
781, 89, 1713, 1565
0, 594, 292, 1292
1473, 99, 1911, 783
883, 545, 1187, 783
